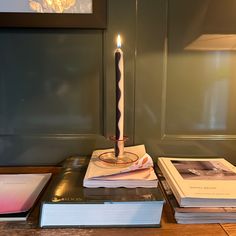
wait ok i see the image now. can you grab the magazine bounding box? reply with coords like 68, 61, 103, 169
157, 168, 236, 224
158, 157, 236, 207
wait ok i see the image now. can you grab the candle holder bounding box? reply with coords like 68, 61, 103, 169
98, 136, 139, 165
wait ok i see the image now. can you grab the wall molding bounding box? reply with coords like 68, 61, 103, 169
162, 134, 236, 141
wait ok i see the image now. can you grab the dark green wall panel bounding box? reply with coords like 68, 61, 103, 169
135, 0, 166, 144
0, 29, 102, 135
134, 0, 236, 164
0, 135, 98, 165
1, 0, 236, 165
0, 29, 104, 165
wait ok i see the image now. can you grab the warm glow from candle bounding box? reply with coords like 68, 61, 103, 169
117, 34, 122, 48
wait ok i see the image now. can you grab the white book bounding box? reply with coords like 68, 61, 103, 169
83, 145, 158, 188
158, 157, 236, 207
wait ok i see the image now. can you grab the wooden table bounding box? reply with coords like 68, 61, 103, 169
0, 167, 235, 236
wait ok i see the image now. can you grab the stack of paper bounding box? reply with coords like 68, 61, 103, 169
83, 145, 158, 188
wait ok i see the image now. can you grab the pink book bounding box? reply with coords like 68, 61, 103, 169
0, 173, 51, 219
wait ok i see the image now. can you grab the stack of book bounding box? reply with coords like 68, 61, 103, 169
157, 157, 236, 224
40, 146, 165, 228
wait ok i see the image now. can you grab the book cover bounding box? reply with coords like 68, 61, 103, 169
158, 157, 236, 207
40, 162, 164, 227
0, 173, 51, 221
0, 211, 30, 222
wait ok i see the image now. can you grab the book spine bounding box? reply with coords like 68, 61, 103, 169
158, 159, 184, 206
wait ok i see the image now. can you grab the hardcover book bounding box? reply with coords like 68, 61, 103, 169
39, 162, 164, 228
158, 157, 236, 207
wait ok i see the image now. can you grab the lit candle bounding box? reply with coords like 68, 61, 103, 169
115, 34, 124, 157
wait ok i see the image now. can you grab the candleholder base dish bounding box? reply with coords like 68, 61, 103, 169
98, 136, 139, 165
98, 151, 138, 165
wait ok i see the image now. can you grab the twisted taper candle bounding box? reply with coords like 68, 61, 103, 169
115, 34, 124, 157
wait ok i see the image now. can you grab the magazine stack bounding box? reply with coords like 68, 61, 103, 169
157, 157, 236, 224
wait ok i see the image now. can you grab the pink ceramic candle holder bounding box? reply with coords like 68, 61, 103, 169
98, 136, 139, 165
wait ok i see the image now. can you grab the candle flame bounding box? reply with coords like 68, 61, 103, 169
117, 34, 122, 48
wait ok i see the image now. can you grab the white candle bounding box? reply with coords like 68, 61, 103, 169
115, 34, 124, 156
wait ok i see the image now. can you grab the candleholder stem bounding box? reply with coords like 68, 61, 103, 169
115, 139, 124, 157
